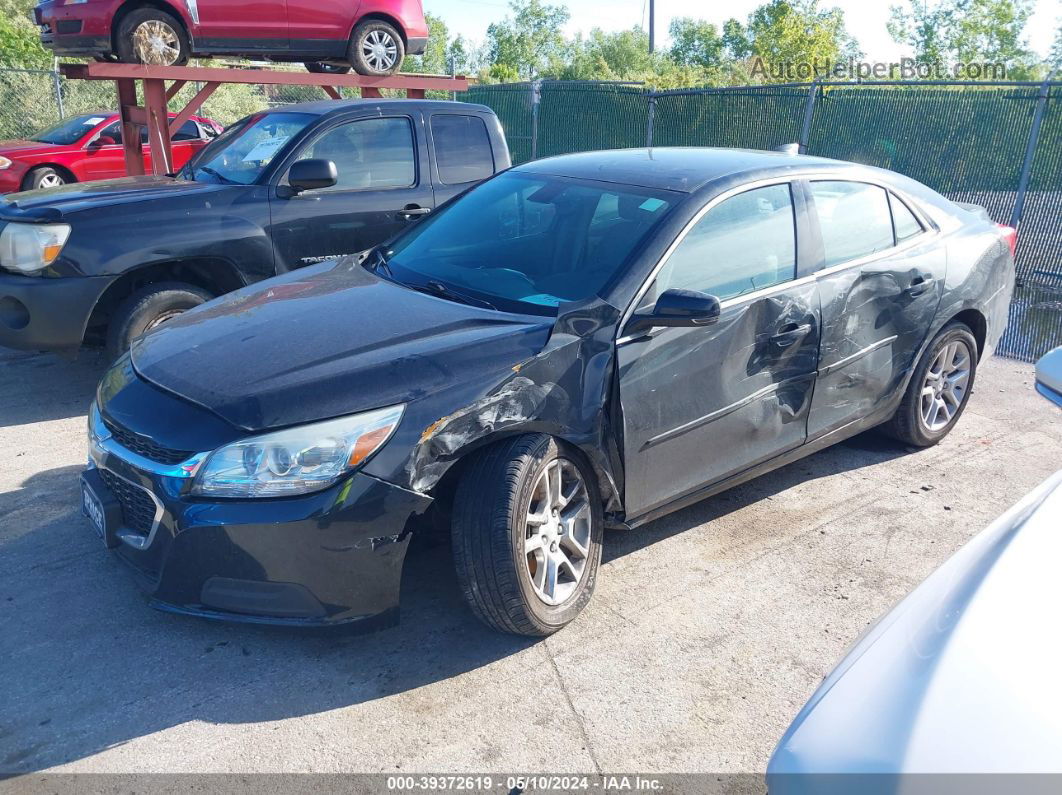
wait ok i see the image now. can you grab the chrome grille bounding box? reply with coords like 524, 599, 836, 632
101, 415, 192, 465
99, 470, 157, 536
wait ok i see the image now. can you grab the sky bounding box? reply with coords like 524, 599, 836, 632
426, 0, 1062, 63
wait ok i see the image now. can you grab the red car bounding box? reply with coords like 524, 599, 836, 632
0, 112, 222, 193
35, 0, 429, 76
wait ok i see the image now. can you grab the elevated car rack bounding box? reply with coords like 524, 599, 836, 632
58, 61, 473, 178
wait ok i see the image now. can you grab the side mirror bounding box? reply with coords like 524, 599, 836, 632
288, 159, 337, 193
91, 135, 117, 148
626, 288, 721, 334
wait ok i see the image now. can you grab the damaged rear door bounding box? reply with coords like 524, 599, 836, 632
616, 181, 821, 520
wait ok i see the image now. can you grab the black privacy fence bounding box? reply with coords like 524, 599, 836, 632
466, 79, 1062, 362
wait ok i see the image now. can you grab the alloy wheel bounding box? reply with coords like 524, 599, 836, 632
361, 30, 398, 73
132, 20, 181, 65
523, 458, 592, 606
37, 173, 64, 188
920, 339, 972, 432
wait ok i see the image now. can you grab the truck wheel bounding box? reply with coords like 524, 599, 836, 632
883, 322, 979, 448
107, 282, 212, 359
23, 167, 68, 191
349, 20, 405, 76
305, 61, 351, 74
115, 8, 189, 66
451, 434, 603, 636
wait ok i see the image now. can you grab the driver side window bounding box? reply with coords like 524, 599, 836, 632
647, 183, 796, 305
293, 117, 416, 192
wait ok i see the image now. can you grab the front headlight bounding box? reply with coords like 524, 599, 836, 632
192, 405, 404, 498
0, 156, 12, 170
0, 222, 71, 274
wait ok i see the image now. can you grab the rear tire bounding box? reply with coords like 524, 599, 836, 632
349, 20, 405, 76
883, 322, 979, 447
452, 434, 603, 636
23, 166, 69, 191
106, 282, 212, 359
115, 8, 189, 66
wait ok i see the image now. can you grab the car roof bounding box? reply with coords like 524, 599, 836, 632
513, 147, 854, 193
270, 98, 495, 117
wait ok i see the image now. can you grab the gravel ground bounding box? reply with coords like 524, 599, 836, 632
1, 347, 1059, 777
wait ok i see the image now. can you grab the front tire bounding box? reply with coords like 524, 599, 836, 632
23, 166, 68, 191
106, 282, 212, 359
452, 435, 603, 636
883, 322, 979, 447
115, 8, 189, 66
349, 20, 405, 76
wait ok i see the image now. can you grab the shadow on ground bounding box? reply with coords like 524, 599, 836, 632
0, 428, 909, 773
0, 349, 108, 428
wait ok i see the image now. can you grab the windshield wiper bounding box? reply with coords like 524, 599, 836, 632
411, 279, 498, 311
198, 166, 238, 185
367, 247, 393, 277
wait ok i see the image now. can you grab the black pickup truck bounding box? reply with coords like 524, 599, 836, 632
0, 99, 510, 355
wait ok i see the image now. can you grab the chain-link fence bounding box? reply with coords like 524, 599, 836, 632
468, 78, 1062, 362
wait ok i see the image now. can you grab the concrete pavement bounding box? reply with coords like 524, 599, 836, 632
1, 348, 1059, 775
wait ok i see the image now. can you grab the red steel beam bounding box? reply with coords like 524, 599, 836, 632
60, 61, 473, 178
116, 78, 144, 177
59, 61, 472, 92
167, 81, 220, 137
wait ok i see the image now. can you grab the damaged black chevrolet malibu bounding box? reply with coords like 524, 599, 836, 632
83, 148, 1015, 635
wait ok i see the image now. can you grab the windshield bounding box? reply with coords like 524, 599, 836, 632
31, 114, 108, 145
375, 172, 677, 315
182, 112, 315, 185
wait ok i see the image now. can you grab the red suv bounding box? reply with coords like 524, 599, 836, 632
0, 112, 222, 193
35, 0, 429, 76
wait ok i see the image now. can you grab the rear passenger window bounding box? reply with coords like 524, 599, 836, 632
890, 192, 924, 242
652, 183, 796, 302
172, 120, 203, 141
810, 181, 894, 266
431, 114, 494, 185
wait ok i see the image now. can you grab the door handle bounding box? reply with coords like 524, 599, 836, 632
903, 274, 935, 297
398, 205, 431, 219
770, 322, 812, 348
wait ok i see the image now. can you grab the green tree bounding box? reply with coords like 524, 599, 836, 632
888, 0, 1036, 77
668, 18, 724, 69
563, 27, 654, 79
722, 18, 753, 60
447, 35, 475, 75
0, 0, 50, 68
1050, 20, 1062, 70
406, 12, 450, 74
485, 0, 570, 80
745, 0, 861, 80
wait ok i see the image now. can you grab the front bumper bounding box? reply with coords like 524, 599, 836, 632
0, 272, 110, 352
85, 415, 433, 627
36, 0, 113, 56
0, 164, 30, 194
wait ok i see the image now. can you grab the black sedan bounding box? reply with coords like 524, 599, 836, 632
83, 148, 1015, 635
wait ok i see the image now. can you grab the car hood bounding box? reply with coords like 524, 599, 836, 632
767, 470, 1062, 787
0, 139, 62, 155
130, 257, 555, 432
0, 176, 227, 220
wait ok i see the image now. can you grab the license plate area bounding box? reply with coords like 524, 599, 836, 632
80, 469, 122, 549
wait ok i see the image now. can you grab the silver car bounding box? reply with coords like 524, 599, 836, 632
768, 355, 1062, 790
